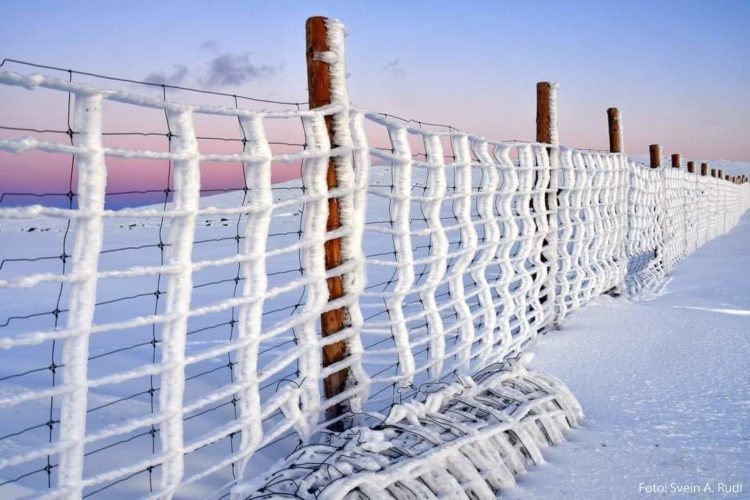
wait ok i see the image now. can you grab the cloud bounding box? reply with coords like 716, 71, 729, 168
143, 65, 189, 86
384, 59, 405, 77
201, 53, 278, 87
200, 40, 219, 53
141, 53, 279, 90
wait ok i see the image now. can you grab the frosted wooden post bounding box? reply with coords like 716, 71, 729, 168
536, 82, 558, 144
607, 107, 623, 153
701, 163, 709, 176
536, 81, 559, 324
306, 15, 350, 427
718, 169, 724, 180
649, 144, 661, 168
671, 154, 680, 169
687, 161, 695, 174
711, 169, 717, 178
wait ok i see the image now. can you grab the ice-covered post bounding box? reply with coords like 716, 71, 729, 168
687, 161, 695, 174
649, 144, 661, 168
701, 162, 708, 176
607, 107, 623, 153
536, 81, 559, 325
711, 168, 717, 178
671, 154, 680, 169
537, 82, 558, 145
305, 16, 352, 428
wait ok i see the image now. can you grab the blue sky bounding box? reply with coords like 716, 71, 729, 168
2, 0, 750, 160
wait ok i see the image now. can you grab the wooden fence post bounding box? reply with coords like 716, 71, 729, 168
536, 81, 559, 324
701, 162, 708, 176
607, 107, 623, 153
671, 153, 680, 169
687, 161, 695, 174
649, 144, 661, 168
306, 15, 351, 428
711, 168, 717, 178
537, 82, 558, 144
718, 169, 724, 180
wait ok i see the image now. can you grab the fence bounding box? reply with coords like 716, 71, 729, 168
0, 16, 749, 499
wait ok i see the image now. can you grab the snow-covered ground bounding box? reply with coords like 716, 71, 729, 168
513, 212, 750, 499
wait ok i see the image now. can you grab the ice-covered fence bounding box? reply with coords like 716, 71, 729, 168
1, 18, 750, 500
625, 161, 749, 295
0, 41, 373, 497
356, 119, 630, 408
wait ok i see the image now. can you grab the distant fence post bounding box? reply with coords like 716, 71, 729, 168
606, 106, 627, 296
306, 15, 351, 428
687, 161, 695, 174
671, 154, 680, 169
711, 168, 717, 178
607, 107, 623, 153
649, 144, 661, 168
701, 162, 708, 176
536, 81, 559, 326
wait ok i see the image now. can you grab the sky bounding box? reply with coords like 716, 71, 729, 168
1, 0, 749, 204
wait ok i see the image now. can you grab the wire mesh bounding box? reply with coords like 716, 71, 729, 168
0, 59, 332, 498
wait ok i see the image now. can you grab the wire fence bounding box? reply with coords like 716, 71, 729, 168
0, 58, 320, 498
1, 18, 749, 500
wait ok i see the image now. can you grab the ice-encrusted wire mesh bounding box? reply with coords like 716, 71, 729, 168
0, 49, 371, 497
357, 116, 639, 408
555, 148, 629, 320
624, 162, 749, 296
362, 119, 547, 407
2, 35, 750, 500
